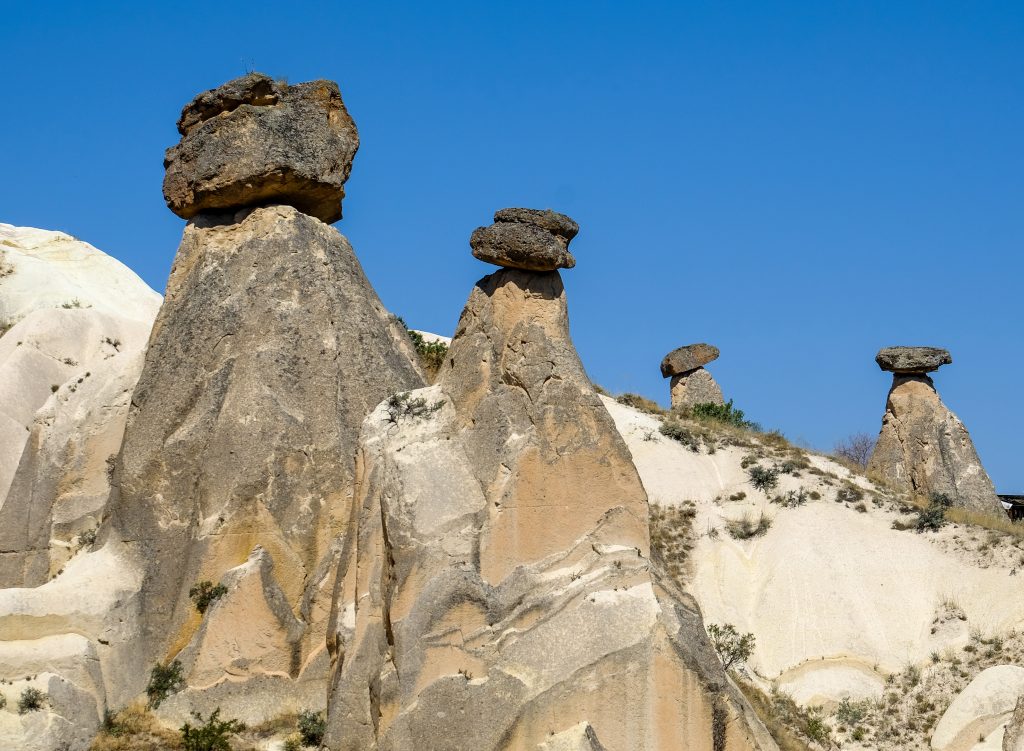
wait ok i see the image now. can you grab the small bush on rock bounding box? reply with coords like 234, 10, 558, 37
689, 400, 758, 430
385, 392, 443, 423
615, 392, 665, 415
189, 581, 228, 614
917, 493, 952, 532
180, 708, 244, 751
147, 660, 184, 709
17, 686, 46, 714
707, 623, 756, 671
726, 511, 772, 540
396, 317, 449, 380
297, 709, 326, 746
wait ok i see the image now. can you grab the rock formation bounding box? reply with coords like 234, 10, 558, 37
0, 225, 161, 586
867, 346, 1001, 513
660, 343, 724, 410
103, 74, 423, 719
1004, 697, 1024, 751
323, 209, 775, 751
470, 208, 578, 270
163, 72, 358, 223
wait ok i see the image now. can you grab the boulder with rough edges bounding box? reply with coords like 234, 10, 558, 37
470, 207, 578, 270
670, 367, 724, 410
163, 72, 359, 223
660, 342, 719, 377
876, 345, 952, 374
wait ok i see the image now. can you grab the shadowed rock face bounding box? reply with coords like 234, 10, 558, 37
324, 226, 776, 749
106, 204, 423, 710
867, 373, 1000, 513
163, 73, 359, 223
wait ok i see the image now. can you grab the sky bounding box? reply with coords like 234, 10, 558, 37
1, 1, 1020, 490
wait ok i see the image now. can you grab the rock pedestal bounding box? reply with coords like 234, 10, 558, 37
660, 343, 724, 409
867, 347, 1000, 513
323, 210, 776, 751
105, 76, 423, 716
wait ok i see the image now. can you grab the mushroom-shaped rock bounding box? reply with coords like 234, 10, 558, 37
660, 343, 720, 377
876, 346, 952, 374
470, 207, 577, 271
163, 72, 359, 223
867, 348, 1001, 513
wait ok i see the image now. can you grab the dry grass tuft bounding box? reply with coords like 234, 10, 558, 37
90, 704, 182, 750
735, 678, 817, 751
615, 392, 666, 415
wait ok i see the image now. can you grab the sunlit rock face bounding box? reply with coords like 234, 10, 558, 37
324, 212, 777, 751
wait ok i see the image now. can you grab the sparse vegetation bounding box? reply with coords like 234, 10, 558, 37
833, 432, 876, 468
835, 483, 864, 504
296, 709, 326, 747
384, 391, 443, 423
706, 623, 755, 670
650, 502, 697, 586
615, 392, 665, 415
79, 527, 98, 547
189, 581, 228, 614
17, 686, 46, 714
747, 464, 780, 491
772, 488, 809, 508
146, 660, 184, 709
0, 693, 5, 710
688, 400, 759, 430
180, 708, 244, 751
726, 510, 772, 540
735, 679, 815, 751
90, 704, 184, 750
396, 318, 449, 381
61, 298, 83, 309
916, 492, 952, 532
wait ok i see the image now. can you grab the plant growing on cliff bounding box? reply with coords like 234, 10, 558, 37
689, 399, 759, 430
726, 511, 772, 540
146, 660, 184, 709
17, 686, 46, 713
916, 492, 953, 532
707, 623, 756, 671
189, 581, 228, 614
396, 316, 449, 380
384, 391, 443, 423
747, 464, 780, 491
180, 708, 244, 751
297, 709, 326, 746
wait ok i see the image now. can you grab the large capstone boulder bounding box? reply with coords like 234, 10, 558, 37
867, 371, 1001, 513
162, 73, 359, 223
660, 343, 720, 377
469, 207, 578, 270
876, 346, 952, 374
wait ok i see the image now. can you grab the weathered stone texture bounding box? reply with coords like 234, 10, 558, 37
670, 367, 724, 410
324, 265, 776, 751
1004, 696, 1024, 751
660, 343, 720, 377
470, 208, 577, 271
875, 346, 952, 374
163, 73, 359, 223
867, 374, 1000, 513
106, 205, 422, 711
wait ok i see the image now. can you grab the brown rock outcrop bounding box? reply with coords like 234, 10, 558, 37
104, 75, 423, 716
163, 73, 359, 223
661, 343, 724, 410
470, 208, 578, 270
867, 348, 1000, 513
323, 211, 776, 751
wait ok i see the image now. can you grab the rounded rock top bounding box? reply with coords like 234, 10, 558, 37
470, 207, 578, 271
162, 72, 359, 224
660, 343, 720, 377
875, 346, 952, 374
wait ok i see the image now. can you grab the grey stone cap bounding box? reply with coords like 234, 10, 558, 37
876, 346, 952, 373
660, 343, 720, 377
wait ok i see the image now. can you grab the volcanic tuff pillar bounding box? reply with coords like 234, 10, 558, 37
324, 208, 777, 751
867, 346, 1001, 513
104, 73, 423, 717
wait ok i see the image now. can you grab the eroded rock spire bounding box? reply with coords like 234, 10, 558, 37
660, 342, 724, 409
324, 208, 776, 751
867, 346, 1000, 513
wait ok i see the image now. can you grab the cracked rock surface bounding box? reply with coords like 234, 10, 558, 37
324, 264, 776, 751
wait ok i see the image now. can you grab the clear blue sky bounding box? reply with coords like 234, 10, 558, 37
2, 2, 1020, 490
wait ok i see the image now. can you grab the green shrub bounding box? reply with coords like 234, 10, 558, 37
385, 391, 443, 423
836, 696, 869, 727
659, 419, 701, 452
803, 712, 831, 745
707, 623, 756, 670
297, 709, 326, 746
772, 489, 809, 508
189, 581, 228, 614
917, 493, 952, 532
147, 660, 184, 709
836, 484, 864, 503
747, 465, 779, 491
396, 317, 449, 380
689, 400, 758, 429
17, 686, 46, 714
180, 708, 244, 751
726, 511, 772, 540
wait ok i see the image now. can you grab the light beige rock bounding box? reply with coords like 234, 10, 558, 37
670, 367, 724, 409
105, 204, 422, 719
867, 374, 1001, 513
538, 722, 607, 750
1003, 697, 1024, 751
324, 266, 776, 751
932, 666, 1024, 751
